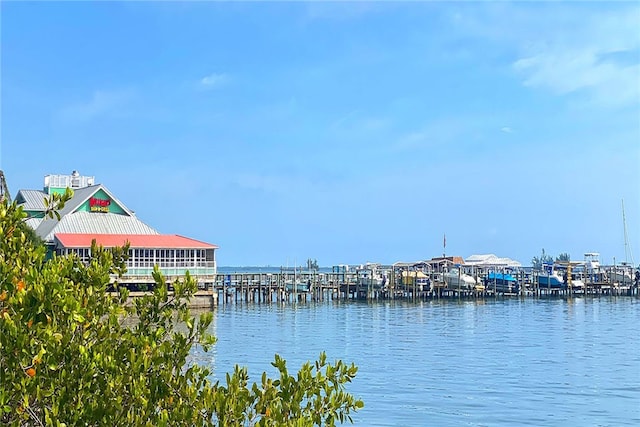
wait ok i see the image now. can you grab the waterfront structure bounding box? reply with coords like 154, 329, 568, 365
400, 270, 429, 287
426, 256, 465, 272
16, 171, 218, 287
483, 272, 520, 293
464, 254, 522, 268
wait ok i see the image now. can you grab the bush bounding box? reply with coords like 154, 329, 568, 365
0, 196, 362, 426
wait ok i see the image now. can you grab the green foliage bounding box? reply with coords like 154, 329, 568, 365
42, 188, 73, 221
212, 353, 361, 427
531, 248, 554, 270
0, 198, 362, 426
556, 253, 571, 262
17, 220, 44, 248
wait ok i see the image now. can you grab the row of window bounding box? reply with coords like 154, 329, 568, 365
68, 248, 92, 263
131, 249, 213, 260
58, 247, 216, 268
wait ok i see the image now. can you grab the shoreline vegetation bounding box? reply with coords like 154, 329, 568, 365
0, 194, 363, 426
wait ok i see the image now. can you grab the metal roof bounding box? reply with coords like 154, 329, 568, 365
35, 184, 141, 241
16, 190, 48, 211
41, 211, 158, 242
16, 182, 202, 247
465, 254, 522, 268
428, 256, 466, 265
55, 233, 218, 249
25, 217, 44, 230
34, 185, 100, 239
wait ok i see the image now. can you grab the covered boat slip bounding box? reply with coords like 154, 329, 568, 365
207, 267, 639, 305
484, 271, 520, 293
210, 253, 637, 304
14, 172, 638, 306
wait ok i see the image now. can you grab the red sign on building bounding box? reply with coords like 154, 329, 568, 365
89, 197, 111, 212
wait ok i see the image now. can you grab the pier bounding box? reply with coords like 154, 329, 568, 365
182, 266, 639, 308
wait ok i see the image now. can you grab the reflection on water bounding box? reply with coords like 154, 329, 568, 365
191, 298, 640, 426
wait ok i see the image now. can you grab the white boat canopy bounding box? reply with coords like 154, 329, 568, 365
465, 254, 522, 268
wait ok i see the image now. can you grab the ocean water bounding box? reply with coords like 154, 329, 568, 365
191, 297, 640, 426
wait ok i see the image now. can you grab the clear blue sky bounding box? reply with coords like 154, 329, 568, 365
2, 2, 639, 267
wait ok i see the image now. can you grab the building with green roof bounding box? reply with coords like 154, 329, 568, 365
16, 171, 218, 289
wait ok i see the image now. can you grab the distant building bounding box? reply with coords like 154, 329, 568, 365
464, 254, 521, 268
16, 171, 218, 287
427, 256, 466, 272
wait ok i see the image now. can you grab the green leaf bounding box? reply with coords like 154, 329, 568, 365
0, 195, 362, 425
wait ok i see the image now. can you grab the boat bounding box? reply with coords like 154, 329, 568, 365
443, 268, 479, 290
584, 253, 601, 273
583, 253, 604, 282
609, 264, 634, 286
401, 270, 431, 291
285, 280, 310, 293
568, 272, 586, 290
536, 263, 566, 289
553, 262, 587, 290
282, 261, 311, 293
357, 263, 387, 290
483, 271, 520, 293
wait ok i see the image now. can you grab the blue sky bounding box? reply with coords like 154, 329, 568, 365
2, 1, 639, 267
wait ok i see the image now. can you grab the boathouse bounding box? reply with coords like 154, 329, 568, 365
427, 256, 465, 272
15, 171, 218, 288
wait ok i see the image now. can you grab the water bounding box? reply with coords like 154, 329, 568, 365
191, 298, 640, 426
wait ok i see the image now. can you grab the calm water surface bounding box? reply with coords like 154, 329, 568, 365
191, 298, 640, 426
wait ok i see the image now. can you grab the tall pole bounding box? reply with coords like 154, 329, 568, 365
443, 233, 446, 258
622, 199, 635, 267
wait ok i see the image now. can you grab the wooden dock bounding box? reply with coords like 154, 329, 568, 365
190, 270, 639, 307
113, 266, 639, 308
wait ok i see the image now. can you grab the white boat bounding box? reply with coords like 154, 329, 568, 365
285, 279, 310, 292
443, 268, 479, 290
569, 274, 585, 290
357, 263, 387, 290
536, 263, 566, 289
609, 264, 634, 285
555, 262, 587, 290
584, 253, 601, 273
583, 252, 605, 283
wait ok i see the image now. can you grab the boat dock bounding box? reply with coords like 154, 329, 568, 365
186, 267, 639, 308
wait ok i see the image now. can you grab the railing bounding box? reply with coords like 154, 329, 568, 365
124, 266, 216, 277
